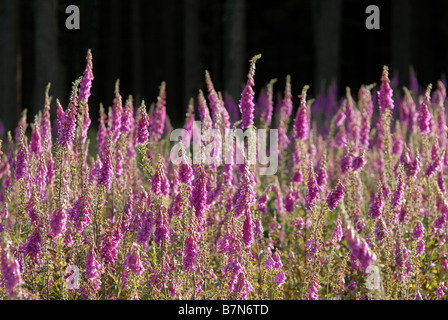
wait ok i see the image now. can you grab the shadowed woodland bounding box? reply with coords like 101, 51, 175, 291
0, 0, 448, 134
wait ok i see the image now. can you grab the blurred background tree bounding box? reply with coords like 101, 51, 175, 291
0, 0, 447, 134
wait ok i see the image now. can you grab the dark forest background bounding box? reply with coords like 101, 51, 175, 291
1, 0, 448, 133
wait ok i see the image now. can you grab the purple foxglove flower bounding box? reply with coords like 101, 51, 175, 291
183, 98, 195, 141
381, 178, 391, 199
40, 87, 53, 150
434, 216, 446, 229
239, 54, 261, 129
437, 282, 447, 298
254, 218, 264, 239
121, 96, 134, 135
259, 79, 277, 127
242, 211, 254, 252
378, 66, 394, 113
234, 269, 254, 300
154, 207, 169, 247
330, 218, 343, 244
96, 104, 108, 151
21, 226, 43, 264
191, 164, 207, 227
151, 159, 170, 197
417, 85, 433, 134
198, 90, 213, 132
285, 188, 295, 213
205, 70, 223, 126
75, 200, 92, 234
333, 125, 347, 149
425, 151, 443, 178
344, 224, 376, 270
257, 189, 270, 215
348, 279, 356, 291
293, 167, 304, 185
438, 172, 446, 194
64, 229, 73, 247
404, 150, 421, 179
415, 240, 425, 256
281, 75, 293, 120
98, 143, 113, 191
305, 166, 320, 211
293, 217, 304, 237
334, 103, 346, 127
374, 218, 388, 242
272, 250, 283, 270
340, 151, 352, 175
149, 82, 166, 142
115, 149, 123, 179
274, 271, 286, 287
14, 132, 28, 181
26, 198, 38, 227
124, 243, 145, 276
294, 86, 310, 141
306, 276, 319, 300
345, 87, 355, 126
49, 207, 67, 239
169, 192, 184, 219
351, 150, 367, 173
431, 141, 440, 161
30, 126, 42, 157
218, 92, 231, 129
416, 290, 423, 300
110, 81, 123, 143
402, 87, 417, 132
135, 101, 150, 146
1, 246, 23, 298
394, 241, 408, 268
277, 116, 290, 149
78, 49, 94, 104
234, 164, 256, 219
327, 181, 345, 211
182, 235, 199, 273
85, 245, 104, 290
413, 221, 424, 240
179, 162, 193, 186
391, 174, 404, 210
368, 187, 384, 219
81, 104, 91, 145
265, 256, 275, 270
359, 110, 371, 148
306, 237, 321, 260
56, 93, 78, 151
392, 130, 403, 157
136, 209, 153, 249
100, 226, 123, 266
316, 157, 328, 187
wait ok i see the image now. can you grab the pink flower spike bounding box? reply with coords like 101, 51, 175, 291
239, 54, 261, 129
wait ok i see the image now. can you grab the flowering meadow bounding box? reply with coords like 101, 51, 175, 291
1, 50, 448, 300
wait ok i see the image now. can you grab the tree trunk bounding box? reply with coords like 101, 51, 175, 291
105, 0, 122, 97
312, 0, 342, 92
223, 0, 245, 102
34, 0, 64, 117
131, 0, 143, 103
0, 0, 20, 134
391, 0, 412, 87
184, 0, 201, 106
